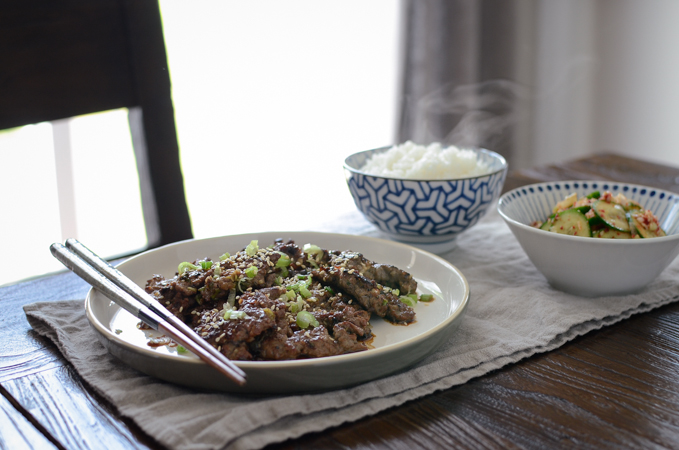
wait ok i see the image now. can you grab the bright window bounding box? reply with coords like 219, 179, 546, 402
0, 1, 400, 286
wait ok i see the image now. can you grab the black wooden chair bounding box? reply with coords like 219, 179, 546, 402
0, 0, 193, 248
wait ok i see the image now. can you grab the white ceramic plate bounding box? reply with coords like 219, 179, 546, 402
86, 232, 469, 394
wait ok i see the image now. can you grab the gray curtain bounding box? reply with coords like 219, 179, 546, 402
397, 0, 529, 168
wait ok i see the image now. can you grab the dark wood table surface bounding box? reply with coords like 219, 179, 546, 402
3, 153, 679, 450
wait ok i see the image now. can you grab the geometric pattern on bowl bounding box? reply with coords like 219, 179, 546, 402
498, 180, 679, 235
344, 147, 508, 241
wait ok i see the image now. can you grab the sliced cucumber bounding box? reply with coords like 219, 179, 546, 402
593, 227, 631, 239
573, 205, 592, 215
545, 205, 590, 220
543, 209, 591, 237
592, 200, 630, 232
624, 199, 643, 213
628, 213, 666, 238
627, 214, 639, 238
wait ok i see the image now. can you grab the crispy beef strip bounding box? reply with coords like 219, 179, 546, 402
312, 266, 416, 324
193, 288, 285, 360
145, 274, 199, 322
255, 323, 367, 360
324, 250, 418, 295
312, 296, 373, 340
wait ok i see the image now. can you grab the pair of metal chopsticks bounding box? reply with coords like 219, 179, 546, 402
50, 239, 247, 386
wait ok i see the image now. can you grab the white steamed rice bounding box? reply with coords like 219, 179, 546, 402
360, 141, 490, 180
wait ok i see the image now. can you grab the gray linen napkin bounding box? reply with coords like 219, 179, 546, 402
24, 209, 679, 450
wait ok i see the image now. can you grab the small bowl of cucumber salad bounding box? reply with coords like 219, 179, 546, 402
497, 180, 679, 296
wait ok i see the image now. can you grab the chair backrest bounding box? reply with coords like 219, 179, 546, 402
0, 0, 193, 248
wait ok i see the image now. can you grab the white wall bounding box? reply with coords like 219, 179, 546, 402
529, 0, 679, 169
592, 0, 679, 167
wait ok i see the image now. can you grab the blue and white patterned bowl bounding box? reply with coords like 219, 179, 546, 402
344, 146, 507, 252
498, 180, 679, 296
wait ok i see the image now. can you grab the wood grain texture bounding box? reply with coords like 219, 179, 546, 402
3, 367, 154, 450
0, 270, 157, 450
0, 391, 59, 450
0, 271, 89, 383
2, 153, 679, 450
503, 153, 679, 194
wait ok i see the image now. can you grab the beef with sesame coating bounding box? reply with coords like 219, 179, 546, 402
144, 239, 422, 360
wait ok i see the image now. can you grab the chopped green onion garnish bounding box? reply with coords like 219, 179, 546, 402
245, 240, 259, 256
178, 261, 199, 275
177, 345, 187, 354
219, 252, 231, 261
227, 289, 236, 307
229, 310, 248, 320
213, 265, 222, 277
200, 260, 213, 270
419, 294, 434, 302
296, 310, 319, 329
245, 265, 258, 278
324, 286, 334, 295
399, 295, 416, 307
299, 285, 312, 299
303, 243, 323, 256
275, 252, 291, 268
303, 244, 323, 268
285, 290, 296, 301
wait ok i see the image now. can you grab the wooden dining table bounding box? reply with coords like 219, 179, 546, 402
3, 153, 679, 450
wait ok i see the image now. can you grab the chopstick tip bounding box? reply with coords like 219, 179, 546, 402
49, 242, 65, 256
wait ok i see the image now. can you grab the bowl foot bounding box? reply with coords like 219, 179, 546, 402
379, 233, 458, 254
